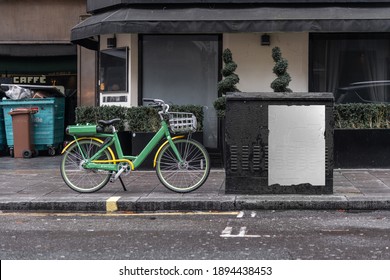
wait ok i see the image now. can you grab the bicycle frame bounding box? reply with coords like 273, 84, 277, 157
64, 120, 184, 172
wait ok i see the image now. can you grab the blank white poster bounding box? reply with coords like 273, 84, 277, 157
268, 105, 326, 186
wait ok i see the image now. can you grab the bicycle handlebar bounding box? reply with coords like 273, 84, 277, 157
143, 98, 170, 114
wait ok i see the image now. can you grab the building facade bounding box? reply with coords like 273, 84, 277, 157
0, 0, 88, 124
0, 1, 387, 170
70, 1, 390, 150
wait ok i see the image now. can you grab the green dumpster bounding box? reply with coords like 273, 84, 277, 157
1, 97, 65, 156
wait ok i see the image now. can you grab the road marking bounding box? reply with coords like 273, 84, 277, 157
0, 211, 239, 217
237, 211, 244, 218
238, 226, 247, 237
106, 196, 121, 212
221, 226, 233, 236
237, 211, 257, 218
220, 226, 262, 238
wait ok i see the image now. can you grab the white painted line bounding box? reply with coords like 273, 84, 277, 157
0, 211, 240, 217
221, 226, 233, 237
238, 227, 247, 237
106, 196, 121, 212
237, 211, 244, 218
220, 226, 262, 238
237, 211, 257, 219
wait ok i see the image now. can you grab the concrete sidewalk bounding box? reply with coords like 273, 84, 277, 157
1, 156, 390, 212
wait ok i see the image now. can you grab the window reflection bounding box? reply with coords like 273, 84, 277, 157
100, 48, 128, 93
310, 34, 390, 103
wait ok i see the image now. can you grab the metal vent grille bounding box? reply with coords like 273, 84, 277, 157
242, 145, 249, 170
230, 145, 238, 171
253, 145, 261, 171
325, 147, 329, 172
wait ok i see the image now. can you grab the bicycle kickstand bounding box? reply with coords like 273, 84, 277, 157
118, 176, 127, 191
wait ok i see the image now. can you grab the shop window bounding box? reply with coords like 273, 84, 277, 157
100, 48, 128, 92
141, 35, 219, 149
310, 33, 390, 103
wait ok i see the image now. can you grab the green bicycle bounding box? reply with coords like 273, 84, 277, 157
60, 98, 210, 193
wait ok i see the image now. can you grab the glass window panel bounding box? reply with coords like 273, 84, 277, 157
100, 48, 128, 92
310, 34, 390, 104
142, 35, 219, 148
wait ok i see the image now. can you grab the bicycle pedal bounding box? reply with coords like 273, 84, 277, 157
110, 172, 118, 183
110, 165, 128, 183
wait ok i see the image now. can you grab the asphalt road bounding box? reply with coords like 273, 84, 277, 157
1, 210, 390, 260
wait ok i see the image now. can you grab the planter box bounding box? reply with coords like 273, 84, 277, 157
131, 132, 156, 170
334, 129, 390, 168
117, 131, 132, 156
132, 132, 203, 170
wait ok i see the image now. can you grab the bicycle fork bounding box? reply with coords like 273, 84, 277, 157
170, 139, 184, 160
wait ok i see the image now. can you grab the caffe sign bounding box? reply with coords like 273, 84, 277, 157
13, 75, 46, 84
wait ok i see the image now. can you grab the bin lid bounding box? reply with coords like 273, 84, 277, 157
1, 84, 65, 97
8, 107, 39, 115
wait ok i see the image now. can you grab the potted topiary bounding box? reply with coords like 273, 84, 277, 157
214, 48, 240, 118
214, 48, 240, 167
270, 46, 292, 93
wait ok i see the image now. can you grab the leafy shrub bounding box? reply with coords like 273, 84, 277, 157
126, 106, 160, 132
217, 48, 240, 95
335, 103, 390, 129
75, 105, 127, 131
213, 96, 226, 118
214, 48, 240, 118
270, 47, 292, 93
75, 104, 204, 133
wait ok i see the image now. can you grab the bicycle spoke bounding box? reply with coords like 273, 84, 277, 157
156, 139, 210, 192
61, 140, 112, 193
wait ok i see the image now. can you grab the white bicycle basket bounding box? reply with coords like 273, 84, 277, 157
168, 112, 197, 133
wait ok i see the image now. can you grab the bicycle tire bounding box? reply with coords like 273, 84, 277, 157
156, 138, 210, 193
60, 139, 112, 193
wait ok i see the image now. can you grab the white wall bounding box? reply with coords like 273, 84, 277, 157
223, 33, 309, 92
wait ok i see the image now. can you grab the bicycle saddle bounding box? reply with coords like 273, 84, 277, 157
98, 118, 121, 126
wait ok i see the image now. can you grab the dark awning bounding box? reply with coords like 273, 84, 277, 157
71, 6, 390, 49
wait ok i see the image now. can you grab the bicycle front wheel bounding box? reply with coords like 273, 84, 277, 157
60, 139, 112, 193
156, 138, 210, 193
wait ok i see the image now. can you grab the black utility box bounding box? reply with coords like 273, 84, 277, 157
225, 92, 334, 194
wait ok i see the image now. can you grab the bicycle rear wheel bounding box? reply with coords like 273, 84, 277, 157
156, 138, 210, 193
60, 139, 112, 193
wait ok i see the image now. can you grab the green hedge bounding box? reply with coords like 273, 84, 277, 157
335, 103, 390, 129
76, 103, 390, 131
212, 101, 390, 129
75, 106, 127, 132
213, 96, 226, 118
75, 104, 204, 132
